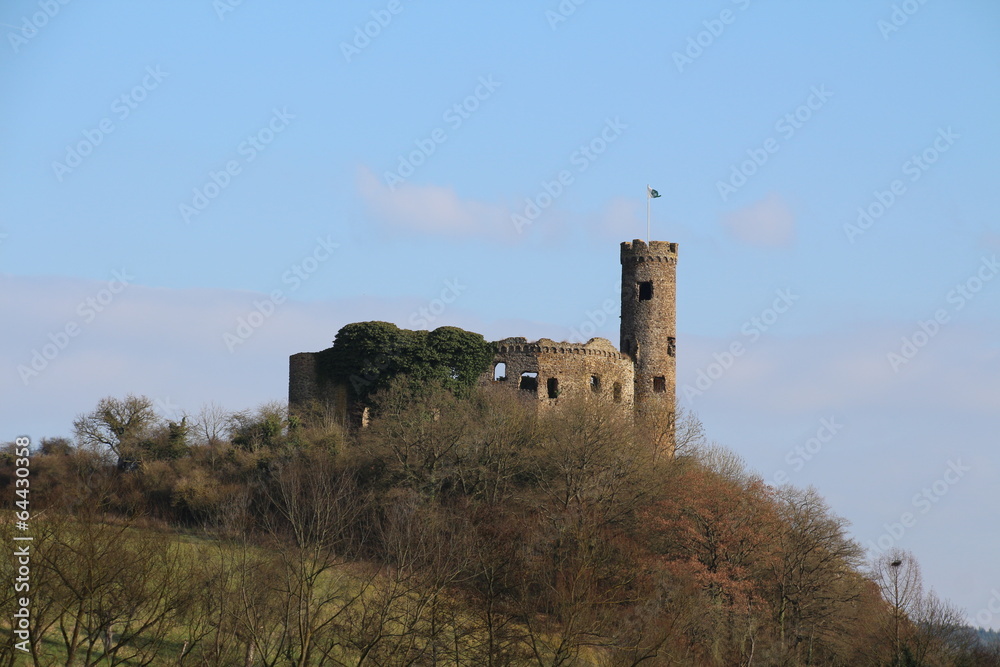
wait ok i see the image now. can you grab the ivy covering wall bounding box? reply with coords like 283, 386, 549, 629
317, 321, 495, 403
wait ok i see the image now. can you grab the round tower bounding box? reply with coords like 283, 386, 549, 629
620, 239, 678, 433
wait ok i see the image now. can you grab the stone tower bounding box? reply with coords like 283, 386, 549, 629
620, 240, 678, 433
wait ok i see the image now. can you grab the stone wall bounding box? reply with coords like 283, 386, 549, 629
289, 352, 320, 407
479, 336, 635, 412
620, 240, 677, 427
289, 239, 679, 447
289, 350, 352, 425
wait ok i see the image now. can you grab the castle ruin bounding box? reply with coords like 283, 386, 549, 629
289, 239, 677, 438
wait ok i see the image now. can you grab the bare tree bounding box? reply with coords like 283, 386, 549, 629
769, 485, 866, 661
665, 406, 707, 459
871, 548, 923, 666
33, 508, 195, 665
227, 401, 288, 452
908, 589, 974, 665
194, 400, 229, 447
73, 394, 161, 468
261, 455, 376, 666
360, 379, 476, 500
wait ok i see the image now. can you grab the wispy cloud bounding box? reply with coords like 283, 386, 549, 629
981, 231, 1000, 252
591, 196, 640, 238
357, 165, 514, 240
0, 274, 491, 440
722, 192, 796, 247
679, 324, 1000, 415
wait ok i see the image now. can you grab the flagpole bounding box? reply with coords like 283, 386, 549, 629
646, 184, 650, 243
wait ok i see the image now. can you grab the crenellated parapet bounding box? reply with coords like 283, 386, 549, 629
291, 238, 678, 454
482, 336, 635, 410
620, 239, 678, 265
621, 238, 677, 447
494, 337, 627, 359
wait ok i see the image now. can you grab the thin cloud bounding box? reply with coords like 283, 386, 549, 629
357, 166, 514, 240
591, 196, 641, 238
722, 192, 796, 247
678, 323, 999, 415
981, 231, 1000, 252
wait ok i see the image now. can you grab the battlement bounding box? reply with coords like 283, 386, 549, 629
495, 337, 626, 359
621, 239, 678, 264
291, 238, 677, 453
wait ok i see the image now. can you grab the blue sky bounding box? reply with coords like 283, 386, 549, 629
2, 0, 999, 627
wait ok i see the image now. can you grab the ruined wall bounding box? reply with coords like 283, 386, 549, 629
289, 352, 320, 407
480, 337, 635, 412
289, 351, 350, 424
290, 239, 679, 443
620, 240, 677, 430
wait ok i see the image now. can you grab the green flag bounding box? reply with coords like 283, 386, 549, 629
648, 186, 661, 199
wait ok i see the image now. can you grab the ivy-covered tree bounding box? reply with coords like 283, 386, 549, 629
320, 321, 494, 404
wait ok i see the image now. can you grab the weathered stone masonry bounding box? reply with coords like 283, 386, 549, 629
620, 240, 677, 424
289, 239, 677, 438
480, 337, 635, 411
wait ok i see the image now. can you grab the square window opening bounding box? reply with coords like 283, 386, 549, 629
547, 377, 559, 399
519, 372, 538, 392
638, 281, 653, 301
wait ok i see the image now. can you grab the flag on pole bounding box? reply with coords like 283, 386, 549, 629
646, 185, 660, 242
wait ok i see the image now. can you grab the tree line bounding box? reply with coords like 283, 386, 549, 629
0, 383, 997, 666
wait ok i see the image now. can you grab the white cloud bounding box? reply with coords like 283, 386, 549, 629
0, 272, 556, 442
357, 166, 515, 240
981, 231, 1000, 252
678, 323, 999, 415
591, 196, 641, 238
722, 192, 796, 247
